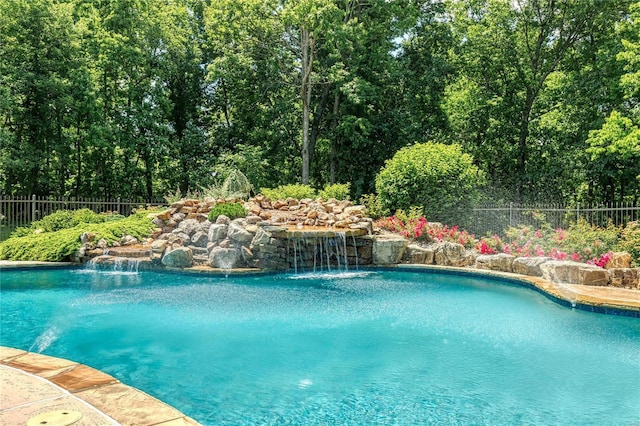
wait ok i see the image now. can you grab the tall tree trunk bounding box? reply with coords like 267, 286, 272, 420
301, 28, 313, 184
330, 91, 340, 184
75, 114, 82, 198
309, 84, 330, 180
517, 88, 535, 198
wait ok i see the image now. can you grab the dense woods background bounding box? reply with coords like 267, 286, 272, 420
1, 0, 638, 205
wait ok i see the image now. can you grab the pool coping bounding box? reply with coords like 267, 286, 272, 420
0, 347, 201, 426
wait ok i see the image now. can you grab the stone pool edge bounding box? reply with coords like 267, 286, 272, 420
0, 347, 201, 426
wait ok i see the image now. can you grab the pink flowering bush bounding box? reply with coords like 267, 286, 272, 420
475, 218, 620, 266
375, 210, 476, 248
587, 251, 613, 268
377, 211, 636, 267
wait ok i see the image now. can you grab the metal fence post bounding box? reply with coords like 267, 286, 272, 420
31, 194, 36, 222
117, 197, 121, 214
509, 202, 513, 228
576, 202, 580, 223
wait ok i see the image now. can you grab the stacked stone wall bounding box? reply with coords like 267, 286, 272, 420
81, 197, 639, 290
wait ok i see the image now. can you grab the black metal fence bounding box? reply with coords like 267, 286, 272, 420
469, 202, 639, 237
0, 195, 165, 238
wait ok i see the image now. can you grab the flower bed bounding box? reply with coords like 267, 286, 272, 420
375, 211, 639, 268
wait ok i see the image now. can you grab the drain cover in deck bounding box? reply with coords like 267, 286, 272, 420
27, 410, 82, 426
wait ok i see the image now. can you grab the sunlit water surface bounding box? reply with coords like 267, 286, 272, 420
1, 268, 638, 425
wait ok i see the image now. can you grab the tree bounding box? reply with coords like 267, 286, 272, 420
583, 1, 640, 204
585, 111, 640, 204
446, 0, 630, 201
0, 0, 84, 196
204, 0, 300, 186
375, 142, 485, 226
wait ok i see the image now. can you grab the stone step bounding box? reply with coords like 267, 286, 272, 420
193, 254, 209, 265
105, 247, 151, 258
187, 246, 209, 256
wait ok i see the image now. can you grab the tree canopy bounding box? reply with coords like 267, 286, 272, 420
1, 0, 637, 205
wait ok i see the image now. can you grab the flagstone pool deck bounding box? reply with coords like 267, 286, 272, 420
0, 347, 200, 426
1, 261, 638, 426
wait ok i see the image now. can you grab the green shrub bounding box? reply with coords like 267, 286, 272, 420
616, 221, 640, 266
560, 219, 619, 260
199, 170, 253, 200
479, 218, 621, 262
393, 206, 425, 223
319, 183, 350, 201
0, 210, 154, 262
208, 203, 247, 222
375, 142, 484, 226
221, 169, 253, 200
11, 208, 108, 237
32, 210, 76, 232
359, 193, 387, 219
260, 184, 317, 200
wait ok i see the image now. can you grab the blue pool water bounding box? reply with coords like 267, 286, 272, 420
1, 268, 639, 425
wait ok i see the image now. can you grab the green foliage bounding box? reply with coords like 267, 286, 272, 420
359, 193, 387, 219
261, 184, 317, 201
478, 218, 620, 262
201, 170, 253, 200
207, 203, 247, 222
585, 111, 640, 204
0, 0, 635, 207
0, 211, 154, 262
393, 207, 425, 223
375, 142, 484, 226
12, 209, 108, 236
319, 183, 350, 201
559, 219, 620, 260
616, 221, 640, 266
445, 0, 628, 202
220, 169, 253, 200
164, 188, 189, 205
212, 145, 270, 191
165, 170, 254, 202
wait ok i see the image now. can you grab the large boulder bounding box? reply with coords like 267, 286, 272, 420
196, 220, 212, 234
155, 209, 172, 221
151, 216, 165, 228
80, 232, 97, 244
177, 219, 200, 236
250, 228, 272, 249
208, 224, 228, 242
150, 240, 168, 254
191, 231, 209, 247
343, 205, 366, 217
170, 232, 191, 245
541, 261, 610, 286
216, 215, 231, 225
433, 242, 470, 267
403, 244, 435, 264
161, 247, 193, 268
605, 252, 632, 269
372, 234, 408, 264
475, 253, 515, 273
227, 222, 254, 244
512, 257, 550, 277
208, 246, 240, 269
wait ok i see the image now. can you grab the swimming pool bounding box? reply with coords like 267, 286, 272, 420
1, 268, 638, 425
